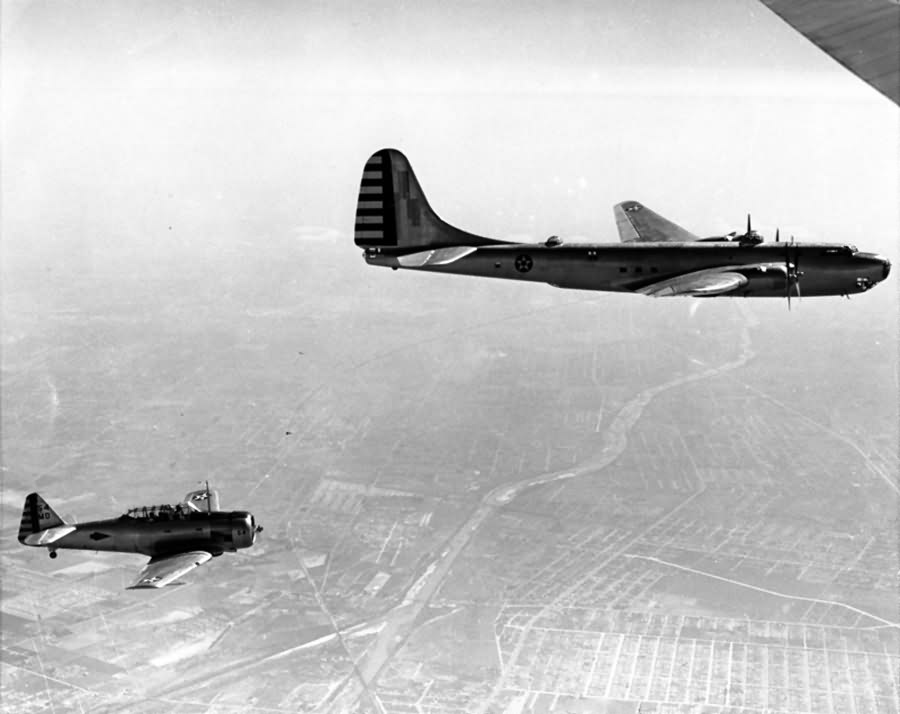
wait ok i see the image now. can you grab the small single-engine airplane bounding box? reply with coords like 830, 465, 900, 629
18, 487, 262, 589
354, 149, 890, 305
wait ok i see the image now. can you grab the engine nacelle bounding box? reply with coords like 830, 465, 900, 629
742, 269, 788, 293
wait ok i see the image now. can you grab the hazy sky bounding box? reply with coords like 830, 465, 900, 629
2, 0, 897, 292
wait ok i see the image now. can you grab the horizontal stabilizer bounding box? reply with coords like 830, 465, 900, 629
397, 246, 478, 267
614, 201, 700, 243
22, 525, 77, 546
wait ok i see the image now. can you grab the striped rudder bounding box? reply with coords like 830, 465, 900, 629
354, 150, 398, 247
18, 493, 64, 543
354, 148, 498, 251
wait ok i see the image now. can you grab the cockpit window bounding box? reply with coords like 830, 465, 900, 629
124, 503, 191, 521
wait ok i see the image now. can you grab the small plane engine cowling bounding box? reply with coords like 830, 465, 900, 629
230, 512, 258, 549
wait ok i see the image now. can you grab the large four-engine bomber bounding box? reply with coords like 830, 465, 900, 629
355, 149, 890, 306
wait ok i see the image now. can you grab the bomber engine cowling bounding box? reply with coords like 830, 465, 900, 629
741, 267, 788, 293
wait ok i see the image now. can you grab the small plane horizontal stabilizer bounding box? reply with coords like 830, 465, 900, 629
23, 525, 77, 546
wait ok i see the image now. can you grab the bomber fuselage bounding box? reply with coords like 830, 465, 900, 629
364, 242, 890, 297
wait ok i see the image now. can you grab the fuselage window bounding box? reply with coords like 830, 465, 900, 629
619, 267, 627, 273
635, 266, 643, 274
651, 267, 658, 274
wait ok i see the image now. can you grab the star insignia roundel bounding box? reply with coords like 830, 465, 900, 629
515, 254, 533, 273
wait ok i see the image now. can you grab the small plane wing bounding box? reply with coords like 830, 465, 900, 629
614, 201, 700, 243
128, 551, 213, 589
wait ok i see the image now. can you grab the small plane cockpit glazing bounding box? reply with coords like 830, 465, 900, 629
124, 503, 193, 522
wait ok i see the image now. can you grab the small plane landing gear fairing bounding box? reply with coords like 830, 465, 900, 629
18, 488, 262, 589
354, 149, 890, 304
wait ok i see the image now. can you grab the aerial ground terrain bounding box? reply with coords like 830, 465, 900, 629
2, 233, 897, 713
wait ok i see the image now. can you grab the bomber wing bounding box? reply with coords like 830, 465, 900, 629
636, 263, 787, 297
614, 201, 700, 243
128, 551, 213, 589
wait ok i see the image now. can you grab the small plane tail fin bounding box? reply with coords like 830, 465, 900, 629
354, 149, 499, 251
18, 493, 66, 543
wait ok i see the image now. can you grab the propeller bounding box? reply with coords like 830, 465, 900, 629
784, 233, 802, 310
734, 214, 762, 244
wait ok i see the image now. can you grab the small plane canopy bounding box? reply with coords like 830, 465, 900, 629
123, 488, 220, 521
124, 503, 193, 521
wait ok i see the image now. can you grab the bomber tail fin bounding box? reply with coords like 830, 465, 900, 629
18, 493, 66, 544
354, 149, 500, 251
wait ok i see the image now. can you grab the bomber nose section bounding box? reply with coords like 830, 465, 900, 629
852, 252, 891, 292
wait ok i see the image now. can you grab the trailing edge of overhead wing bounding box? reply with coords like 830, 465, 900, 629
396, 246, 478, 268
758, 0, 899, 106
636, 268, 749, 297
128, 550, 213, 589
614, 201, 700, 243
